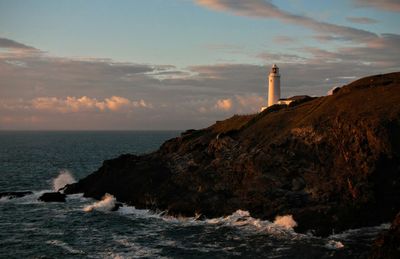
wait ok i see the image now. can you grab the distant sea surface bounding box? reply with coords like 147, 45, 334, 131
0, 131, 388, 258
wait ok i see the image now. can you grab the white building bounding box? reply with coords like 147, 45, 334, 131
260, 64, 281, 112
277, 95, 310, 106
268, 64, 281, 107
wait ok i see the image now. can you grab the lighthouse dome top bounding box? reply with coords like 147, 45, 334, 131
270, 64, 280, 75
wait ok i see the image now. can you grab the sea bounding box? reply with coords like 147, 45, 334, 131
0, 131, 389, 258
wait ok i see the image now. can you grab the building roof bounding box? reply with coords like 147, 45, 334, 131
279, 95, 310, 101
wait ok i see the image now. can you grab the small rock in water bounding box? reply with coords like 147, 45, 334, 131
111, 202, 123, 211
38, 192, 66, 202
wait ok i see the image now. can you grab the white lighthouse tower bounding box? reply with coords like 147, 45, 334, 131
268, 64, 281, 107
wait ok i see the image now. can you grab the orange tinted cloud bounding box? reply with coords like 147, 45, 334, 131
32, 96, 151, 113
215, 98, 233, 111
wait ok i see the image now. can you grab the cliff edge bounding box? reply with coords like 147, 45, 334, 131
65, 72, 400, 236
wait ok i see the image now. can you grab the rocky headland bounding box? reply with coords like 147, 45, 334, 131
65, 72, 400, 238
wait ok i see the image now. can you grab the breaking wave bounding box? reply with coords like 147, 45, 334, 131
83, 193, 116, 212
0, 196, 11, 202
205, 210, 300, 237
274, 215, 298, 229
1, 190, 48, 204
1, 171, 76, 203
325, 240, 344, 249
329, 223, 390, 240
81, 201, 375, 251
53, 170, 76, 191
118, 207, 300, 238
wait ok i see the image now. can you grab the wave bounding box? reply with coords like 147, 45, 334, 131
53, 170, 76, 192
325, 240, 344, 249
66, 193, 85, 200
0, 190, 50, 204
111, 236, 165, 258
323, 222, 390, 250
83, 193, 116, 212
82, 201, 382, 251
116, 204, 201, 223
204, 210, 347, 249
205, 210, 301, 238
115, 207, 351, 249
118, 206, 164, 218
328, 223, 390, 240
118, 207, 300, 238
46, 240, 84, 254
273, 215, 297, 229
0, 196, 11, 202
1, 171, 75, 203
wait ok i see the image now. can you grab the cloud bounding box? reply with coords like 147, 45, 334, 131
273, 36, 297, 44
1, 36, 399, 130
104, 96, 129, 110
0, 38, 36, 49
353, 0, 400, 12
303, 33, 400, 67
30, 96, 151, 113
215, 98, 233, 111
195, 0, 377, 43
235, 95, 265, 109
312, 35, 351, 42
0, 43, 163, 100
198, 95, 265, 114
0, 38, 41, 59
346, 16, 378, 24
257, 52, 307, 63
204, 43, 244, 51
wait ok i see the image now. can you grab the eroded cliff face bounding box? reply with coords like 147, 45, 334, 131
65, 72, 400, 236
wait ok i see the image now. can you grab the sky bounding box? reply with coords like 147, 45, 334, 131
0, 0, 399, 130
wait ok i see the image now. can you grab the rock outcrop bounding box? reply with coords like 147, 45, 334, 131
38, 192, 66, 202
65, 72, 400, 236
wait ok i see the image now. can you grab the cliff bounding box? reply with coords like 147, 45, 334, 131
65, 72, 400, 236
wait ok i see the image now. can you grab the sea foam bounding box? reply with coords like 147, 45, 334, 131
83, 193, 116, 212
273, 215, 298, 229
53, 170, 76, 192
118, 207, 300, 236
205, 210, 301, 238
325, 240, 344, 249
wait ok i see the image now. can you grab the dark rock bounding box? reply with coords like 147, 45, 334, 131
332, 87, 341, 94
0, 191, 33, 199
369, 212, 400, 259
64, 72, 400, 236
111, 202, 123, 211
38, 192, 66, 202
291, 177, 306, 191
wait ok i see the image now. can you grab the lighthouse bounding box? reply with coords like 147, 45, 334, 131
268, 64, 281, 107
